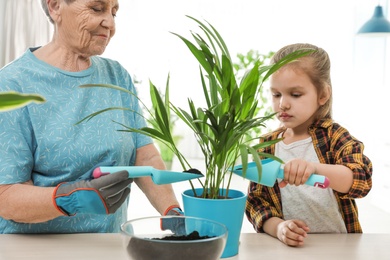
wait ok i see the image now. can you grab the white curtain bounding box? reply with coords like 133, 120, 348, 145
0, 0, 52, 68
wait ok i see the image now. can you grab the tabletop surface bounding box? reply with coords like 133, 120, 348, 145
1, 233, 389, 260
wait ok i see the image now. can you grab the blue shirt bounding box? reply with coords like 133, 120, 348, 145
0, 48, 152, 233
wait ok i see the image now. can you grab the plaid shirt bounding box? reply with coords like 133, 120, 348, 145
246, 118, 373, 233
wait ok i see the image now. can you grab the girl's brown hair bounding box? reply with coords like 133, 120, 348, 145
270, 43, 332, 121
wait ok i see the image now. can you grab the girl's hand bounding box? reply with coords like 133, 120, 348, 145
279, 159, 317, 188
276, 219, 310, 246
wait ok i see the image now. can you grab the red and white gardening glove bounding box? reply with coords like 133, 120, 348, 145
53, 170, 133, 216
161, 205, 186, 235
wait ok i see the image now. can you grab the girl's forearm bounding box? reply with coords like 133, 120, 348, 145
314, 163, 353, 193
263, 217, 284, 238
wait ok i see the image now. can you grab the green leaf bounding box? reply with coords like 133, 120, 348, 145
0, 92, 45, 112
79, 83, 133, 94
262, 49, 315, 82
186, 15, 231, 60
75, 107, 132, 125
171, 33, 213, 74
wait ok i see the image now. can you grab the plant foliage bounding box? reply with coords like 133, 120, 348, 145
77, 16, 312, 199
0, 92, 45, 112
234, 50, 275, 142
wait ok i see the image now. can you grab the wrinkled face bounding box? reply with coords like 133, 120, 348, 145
55, 0, 118, 56
270, 66, 326, 132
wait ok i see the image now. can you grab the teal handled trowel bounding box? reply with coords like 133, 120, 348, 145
232, 158, 330, 188
93, 166, 203, 185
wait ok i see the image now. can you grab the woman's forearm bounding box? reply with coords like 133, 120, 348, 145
134, 144, 181, 214
0, 182, 62, 223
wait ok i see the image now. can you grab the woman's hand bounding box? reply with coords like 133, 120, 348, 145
276, 219, 310, 246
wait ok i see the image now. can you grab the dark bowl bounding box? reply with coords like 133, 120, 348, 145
121, 216, 228, 260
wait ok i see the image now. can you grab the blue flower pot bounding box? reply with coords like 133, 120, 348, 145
182, 188, 247, 258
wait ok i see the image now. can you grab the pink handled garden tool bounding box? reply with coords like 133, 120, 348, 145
232, 158, 330, 188
93, 166, 203, 185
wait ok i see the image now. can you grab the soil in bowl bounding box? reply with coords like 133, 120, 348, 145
154, 230, 214, 240
126, 231, 225, 260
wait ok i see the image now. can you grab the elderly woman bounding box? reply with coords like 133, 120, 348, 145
0, 0, 182, 233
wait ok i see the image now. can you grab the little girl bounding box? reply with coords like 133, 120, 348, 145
245, 43, 372, 246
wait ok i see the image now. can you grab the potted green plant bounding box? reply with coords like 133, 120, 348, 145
77, 16, 311, 257
0, 92, 45, 112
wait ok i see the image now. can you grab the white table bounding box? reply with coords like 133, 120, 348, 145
1, 233, 389, 260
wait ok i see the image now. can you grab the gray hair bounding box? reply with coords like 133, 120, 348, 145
40, 0, 75, 24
